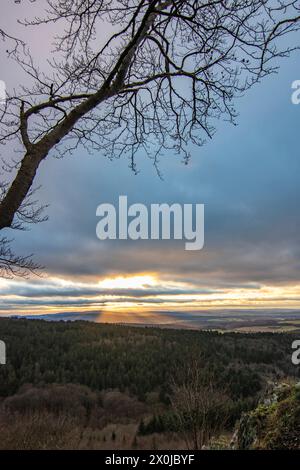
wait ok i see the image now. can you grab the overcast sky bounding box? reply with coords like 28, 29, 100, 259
0, 0, 300, 321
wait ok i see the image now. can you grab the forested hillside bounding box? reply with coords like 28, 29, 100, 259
0, 318, 299, 449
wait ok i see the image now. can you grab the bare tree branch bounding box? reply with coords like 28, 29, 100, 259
0, 237, 42, 278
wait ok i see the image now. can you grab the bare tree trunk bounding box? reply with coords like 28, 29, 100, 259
0, 88, 112, 229
0, 150, 46, 229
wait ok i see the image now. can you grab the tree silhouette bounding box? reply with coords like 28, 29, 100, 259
0, 0, 300, 275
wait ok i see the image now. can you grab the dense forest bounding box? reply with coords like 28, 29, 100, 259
0, 318, 299, 449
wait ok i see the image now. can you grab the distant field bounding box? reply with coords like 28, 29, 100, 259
3, 309, 300, 333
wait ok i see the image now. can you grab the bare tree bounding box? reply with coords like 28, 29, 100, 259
170, 359, 229, 450
0, 0, 300, 275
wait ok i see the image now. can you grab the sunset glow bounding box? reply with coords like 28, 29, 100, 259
98, 274, 157, 290
1, 272, 300, 322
